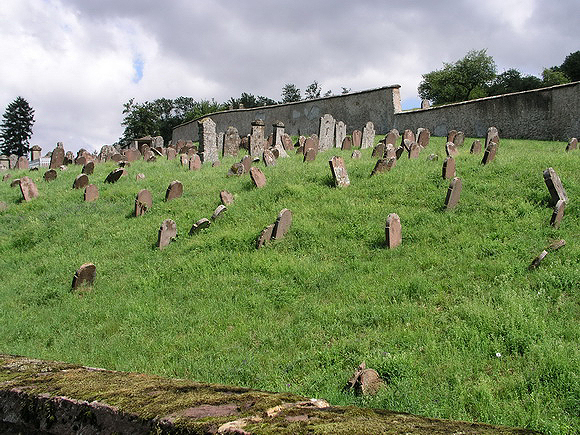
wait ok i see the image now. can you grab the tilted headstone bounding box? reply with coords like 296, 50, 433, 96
485, 126, 500, 148
111, 153, 124, 162
72, 263, 96, 290
19, 176, 39, 201
565, 137, 577, 152
384, 129, 399, 145
445, 142, 458, 157
351, 150, 361, 159
335, 121, 346, 148
82, 162, 94, 175
249, 119, 266, 157
273, 208, 292, 240
447, 130, 457, 143
157, 219, 177, 250
135, 189, 152, 216
408, 142, 420, 159
372, 144, 385, 158
73, 174, 89, 189
211, 204, 227, 220
98, 145, 116, 162
43, 169, 57, 182
329, 156, 350, 187
417, 128, 430, 148
241, 155, 252, 173
444, 177, 462, 209
165, 180, 183, 201
281, 133, 294, 152
105, 168, 124, 183
166, 148, 177, 160
442, 157, 456, 179
49, 147, 65, 169
481, 142, 498, 165
198, 117, 218, 163
220, 190, 234, 205
16, 156, 29, 170
470, 140, 482, 154
543, 167, 568, 205
227, 162, 245, 177
189, 154, 202, 171
84, 184, 99, 202
385, 213, 402, 249
347, 362, 383, 396
250, 166, 266, 188
529, 250, 548, 270
371, 158, 396, 176
352, 130, 362, 148
318, 114, 336, 152
256, 223, 275, 249
304, 149, 317, 162
270, 147, 280, 159
550, 200, 566, 229
263, 149, 276, 167
361, 122, 375, 149
189, 218, 211, 235
453, 131, 465, 147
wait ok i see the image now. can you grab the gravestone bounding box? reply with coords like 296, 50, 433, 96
124, 149, 140, 162
408, 142, 420, 159
329, 156, 350, 187
444, 177, 462, 209
318, 114, 336, 152
73, 174, 89, 189
384, 144, 396, 159
543, 167, 568, 205
240, 135, 250, 151
402, 139, 413, 151
157, 219, 177, 250
304, 149, 317, 162
304, 137, 317, 154
189, 218, 211, 235
30, 145, 42, 161
297, 135, 306, 148
351, 150, 361, 159
49, 146, 65, 169
310, 134, 319, 150
2, 173, 12, 182
266, 134, 273, 147
272, 121, 285, 146
217, 132, 224, 158
0, 155, 9, 170
19, 176, 39, 201
98, 145, 116, 162
135, 189, 152, 216
166, 148, 177, 160
16, 156, 29, 170
198, 117, 218, 163
64, 151, 74, 165
361, 122, 375, 149
481, 142, 498, 165
445, 142, 458, 157
417, 128, 430, 148
241, 155, 252, 173
282, 133, 294, 152
447, 130, 457, 143
372, 144, 385, 158
75, 156, 86, 166
152, 136, 164, 149
273, 208, 292, 239
402, 129, 415, 144
250, 166, 266, 188
335, 121, 346, 148
421, 99, 430, 109
529, 250, 548, 270
180, 154, 189, 166
249, 119, 266, 157
395, 146, 405, 159
84, 184, 99, 202
165, 180, 183, 201
384, 129, 399, 145
565, 137, 577, 152
485, 126, 500, 148
427, 153, 439, 161
220, 190, 234, 205
550, 200, 566, 229
256, 223, 275, 249
105, 168, 124, 183
135, 173, 145, 181
263, 149, 276, 166
442, 157, 456, 179
189, 154, 202, 171
72, 263, 96, 290
43, 169, 57, 181
227, 162, 245, 176
385, 213, 402, 249
470, 140, 482, 154
223, 126, 240, 157
352, 130, 362, 148
453, 131, 465, 147
10, 178, 20, 188
211, 204, 227, 220
347, 362, 383, 396
371, 157, 396, 176
270, 147, 280, 159
82, 162, 94, 175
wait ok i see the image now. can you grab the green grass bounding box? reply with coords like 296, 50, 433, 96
0, 137, 578, 434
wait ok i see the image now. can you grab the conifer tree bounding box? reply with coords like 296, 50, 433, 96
0, 96, 35, 156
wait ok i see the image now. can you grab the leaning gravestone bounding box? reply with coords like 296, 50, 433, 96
165, 180, 183, 201
19, 176, 39, 201
75, 156, 86, 166
223, 126, 241, 157
361, 122, 375, 149
417, 128, 430, 148
157, 219, 177, 250
543, 167, 568, 205
445, 142, 458, 157
273, 208, 292, 240
135, 173, 145, 181
303, 137, 317, 155
481, 142, 498, 165
371, 158, 396, 176
241, 155, 252, 173
470, 140, 482, 154
135, 189, 152, 216
249, 119, 266, 157
384, 144, 396, 159
198, 117, 218, 163
453, 131, 465, 147
189, 154, 202, 171
82, 161, 94, 175
565, 137, 577, 152
189, 218, 211, 235
408, 142, 420, 159
124, 149, 140, 162
385, 213, 402, 249
304, 149, 317, 162
550, 199, 566, 229
372, 144, 385, 158
220, 190, 234, 205
384, 129, 399, 145
49, 146, 65, 169
485, 126, 500, 148
211, 204, 227, 220
352, 130, 362, 148
105, 168, 124, 183
329, 156, 350, 187
318, 114, 336, 152
217, 131, 225, 158
227, 162, 245, 176
263, 149, 276, 167
43, 169, 57, 182
73, 174, 89, 189
444, 177, 462, 209
84, 184, 98, 202
335, 121, 346, 148
72, 263, 96, 290
256, 223, 275, 249
442, 157, 456, 179
250, 166, 266, 188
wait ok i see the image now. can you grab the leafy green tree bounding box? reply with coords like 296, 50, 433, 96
487, 69, 543, 96
418, 49, 497, 105
559, 50, 580, 82
541, 68, 570, 86
305, 81, 321, 99
281, 83, 301, 103
0, 96, 35, 156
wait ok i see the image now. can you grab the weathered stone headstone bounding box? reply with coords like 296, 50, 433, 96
447, 130, 457, 143
157, 219, 177, 250
352, 130, 362, 148
72, 263, 96, 290
211, 204, 227, 220
30, 145, 42, 161
401, 139, 413, 151
166, 148, 177, 160
250, 166, 266, 188
372, 144, 385, 158
297, 135, 306, 149
361, 122, 375, 149
223, 126, 240, 157
43, 169, 57, 182
371, 157, 396, 176
152, 136, 164, 149
217, 131, 224, 158
304, 149, 317, 162
73, 174, 89, 189
445, 142, 458, 157
485, 126, 500, 148
189, 154, 202, 171
272, 121, 285, 146
249, 119, 266, 157
124, 149, 140, 162
395, 146, 405, 159
263, 149, 276, 166
198, 117, 218, 163
329, 156, 350, 187
111, 153, 124, 163
228, 162, 245, 176
453, 131, 465, 146
49, 146, 65, 169
470, 140, 482, 154
84, 184, 99, 202
10, 178, 20, 188
384, 144, 396, 159
0, 155, 9, 171
351, 150, 362, 159
310, 134, 319, 150
19, 176, 39, 201
270, 147, 280, 159
75, 156, 86, 166
346, 362, 383, 396
444, 177, 462, 209
304, 137, 317, 154
548, 239, 566, 250
385, 213, 402, 249
550, 199, 566, 229
180, 154, 189, 167
240, 135, 250, 151
408, 142, 420, 159
64, 151, 74, 165
481, 142, 497, 165
8, 154, 18, 169
417, 128, 430, 147
16, 156, 29, 170
135, 173, 145, 181
335, 121, 346, 148
529, 250, 548, 270
241, 155, 252, 173
565, 137, 577, 152
256, 223, 275, 249
421, 99, 430, 109
105, 168, 124, 183
189, 218, 211, 235
402, 129, 415, 144
384, 129, 399, 145
165, 180, 183, 201
318, 114, 336, 152
82, 161, 94, 175
98, 145, 116, 162
220, 190, 234, 205
442, 157, 456, 179
134, 189, 152, 216
281, 133, 294, 152
543, 167, 568, 205
273, 208, 292, 240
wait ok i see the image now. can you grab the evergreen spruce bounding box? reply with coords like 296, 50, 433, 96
0, 96, 35, 156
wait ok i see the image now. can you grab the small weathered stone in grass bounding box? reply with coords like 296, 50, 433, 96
180, 154, 189, 167
218, 191, 233, 207
427, 153, 439, 161
135, 173, 145, 181
165, 180, 183, 201
543, 167, 568, 205
10, 178, 20, 188
135, 189, 152, 216
212, 160, 221, 167
256, 223, 275, 249
445, 142, 458, 157
44, 169, 57, 182
481, 142, 498, 165
548, 239, 566, 250
2, 173, 11, 182
189, 218, 211, 235
73, 174, 89, 190
550, 199, 566, 228
372, 143, 385, 158
442, 157, 456, 179
84, 184, 99, 202
408, 142, 420, 159
444, 177, 462, 209
263, 149, 276, 166
385, 213, 401, 249
250, 166, 266, 188
371, 157, 396, 176
158, 219, 177, 249
361, 122, 375, 149
227, 162, 245, 176
529, 250, 548, 270
447, 130, 457, 143
72, 263, 96, 290
329, 156, 350, 187
189, 154, 202, 171
352, 130, 362, 148
19, 176, 39, 201
105, 168, 124, 183
417, 128, 430, 147
341, 136, 352, 150
273, 208, 292, 240
60, 165, 67, 171
453, 131, 465, 146
384, 129, 399, 145
351, 150, 361, 159
346, 362, 383, 396
82, 161, 94, 175
470, 140, 482, 154
304, 148, 317, 162
211, 204, 227, 220
566, 137, 577, 152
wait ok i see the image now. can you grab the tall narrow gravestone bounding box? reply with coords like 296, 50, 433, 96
318, 114, 336, 152
198, 117, 218, 163
157, 219, 177, 250
135, 189, 152, 216
361, 122, 375, 149
272, 121, 285, 146
352, 130, 362, 148
408, 142, 420, 159
249, 119, 266, 157
49, 146, 65, 169
442, 157, 456, 179
335, 121, 346, 148
543, 167, 568, 205
165, 180, 183, 201
385, 213, 402, 249
329, 156, 350, 187
444, 177, 462, 209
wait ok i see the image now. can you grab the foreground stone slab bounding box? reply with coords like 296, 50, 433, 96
0, 354, 536, 435
543, 167, 568, 205
329, 156, 350, 187
165, 180, 183, 201
550, 199, 566, 228
273, 208, 292, 240
72, 263, 96, 290
84, 184, 99, 202
158, 219, 177, 249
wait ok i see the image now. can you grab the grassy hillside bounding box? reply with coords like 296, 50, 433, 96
0, 136, 578, 434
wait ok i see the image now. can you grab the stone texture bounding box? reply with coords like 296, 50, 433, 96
447, 130, 457, 143
485, 126, 500, 148
84, 184, 99, 202
481, 142, 498, 165
384, 129, 399, 145
550, 199, 566, 229
402, 138, 413, 151
16, 156, 29, 170
249, 119, 266, 157
10, 178, 20, 187
346, 362, 383, 396
227, 162, 245, 176
335, 121, 346, 148
166, 148, 177, 160
444, 177, 462, 209
165, 181, 183, 201
442, 157, 456, 179
189, 218, 211, 235
361, 122, 375, 149
220, 190, 234, 205
223, 126, 241, 157
351, 150, 361, 159
303, 149, 317, 162
82, 162, 94, 175
124, 149, 141, 162
263, 149, 276, 166
529, 250, 548, 270
135, 189, 152, 216
19, 176, 39, 201
565, 137, 577, 152
73, 174, 89, 189
241, 155, 252, 173
72, 263, 96, 290
417, 128, 430, 147
250, 166, 266, 188
470, 140, 482, 154
189, 154, 202, 171
281, 133, 294, 152
372, 144, 385, 158
211, 204, 227, 220
318, 114, 336, 152
198, 117, 218, 163
384, 144, 396, 159
395, 146, 405, 159
273, 208, 292, 240
408, 142, 420, 159
548, 239, 566, 250
445, 142, 458, 157
543, 167, 568, 205
385, 213, 401, 249
180, 154, 189, 167
402, 129, 415, 144
49, 146, 65, 169
157, 219, 177, 249
453, 131, 465, 146
352, 130, 362, 148
371, 158, 396, 176
329, 156, 350, 187
256, 223, 275, 249
136, 173, 145, 181
272, 121, 284, 146
427, 153, 439, 161
43, 169, 57, 182
105, 168, 124, 183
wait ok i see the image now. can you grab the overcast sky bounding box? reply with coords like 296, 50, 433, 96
1, 0, 578, 153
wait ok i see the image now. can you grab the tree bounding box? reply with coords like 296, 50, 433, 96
305, 81, 321, 99
418, 49, 497, 105
487, 69, 543, 96
281, 83, 301, 103
541, 68, 570, 86
341, 87, 351, 94
0, 97, 35, 156
559, 51, 580, 82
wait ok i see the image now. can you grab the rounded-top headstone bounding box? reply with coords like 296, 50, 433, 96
189, 218, 211, 235
135, 189, 152, 216
72, 263, 96, 290
165, 180, 183, 201
211, 205, 227, 220
273, 208, 292, 240
105, 168, 124, 183
73, 173, 89, 189
19, 176, 39, 201
82, 161, 94, 175
43, 169, 57, 182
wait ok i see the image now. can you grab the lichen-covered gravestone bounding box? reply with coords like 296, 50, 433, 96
49, 146, 65, 169
445, 142, 458, 157
165, 180, 183, 201
361, 122, 375, 149
249, 119, 266, 157
73, 174, 89, 189
442, 157, 456, 179
189, 154, 202, 171
220, 190, 234, 205
318, 114, 336, 152
335, 121, 346, 148
16, 156, 29, 170
351, 150, 361, 159
263, 149, 276, 167
250, 166, 266, 188
227, 162, 245, 176
385, 213, 402, 249
157, 219, 177, 249
198, 117, 218, 163
444, 177, 462, 209
372, 144, 385, 158
224, 126, 241, 157
135, 189, 152, 216
447, 130, 457, 143
329, 156, 350, 187
453, 131, 465, 146
72, 263, 96, 290
273, 208, 292, 240
256, 223, 275, 249
19, 176, 39, 201
84, 184, 99, 202
543, 167, 568, 205
304, 148, 317, 162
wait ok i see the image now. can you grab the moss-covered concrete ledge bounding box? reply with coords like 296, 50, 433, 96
0, 355, 537, 434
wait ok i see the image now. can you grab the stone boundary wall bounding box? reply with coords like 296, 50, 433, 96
394, 82, 580, 141
172, 85, 402, 143
0, 354, 536, 434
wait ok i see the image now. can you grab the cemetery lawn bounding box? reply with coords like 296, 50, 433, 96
0, 137, 578, 434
